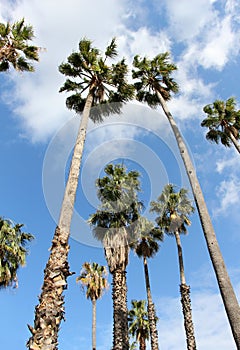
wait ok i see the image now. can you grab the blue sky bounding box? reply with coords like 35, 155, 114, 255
0, 0, 240, 349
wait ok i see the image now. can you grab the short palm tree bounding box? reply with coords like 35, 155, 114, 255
0, 217, 34, 288
132, 54, 240, 347
89, 163, 142, 350
28, 39, 134, 350
130, 218, 162, 350
201, 97, 240, 153
128, 299, 150, 350
151, 184, 196, 350
0, 18, 39, 72
76, 262, 108, 350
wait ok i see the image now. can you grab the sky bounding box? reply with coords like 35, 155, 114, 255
0, 0, 240, 349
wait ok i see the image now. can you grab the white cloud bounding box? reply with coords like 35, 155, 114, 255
157, 289, 236, 349
164, 0, 216, 41
216, 152, 239, 173
214, 175, 240, 216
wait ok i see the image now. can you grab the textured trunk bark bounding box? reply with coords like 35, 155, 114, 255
92, 298, 96, 350
175, 232, 197, 350
180, 284, 197, 350
156, 90, 240, 349
143, 257, 159, 350
27, 93, 94, 350
112, 268, 129, 350
139, 336, 146, 350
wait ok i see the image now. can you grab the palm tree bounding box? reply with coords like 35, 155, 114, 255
128, 299, 150, 350
130, 218, 162, 350
150, 184, 196, 350
89, 163, 142, 350
0, 217, 34, 288
76, 262, 108, 350
201, 97, 240, 153
27, 39, 134, 350
0, 18, 39, 72
132, 53, 240, 347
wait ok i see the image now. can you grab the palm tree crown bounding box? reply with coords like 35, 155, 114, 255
89, 163, 142, 272
59, 38, 134, 122
128, 299, 150, 349
0, 217, 34, 288
132, 52, 179, 106
76, 262, 108, 301
150, 184, 194, 235
0, 18, 39, 72
201, 97, 240, 148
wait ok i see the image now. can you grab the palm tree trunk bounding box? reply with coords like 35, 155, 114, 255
156, 89, 240, 349
143, 256, 159, 350
92, 297, 97, 350
112, 268, 129, 350
139, 336, 146, 350
27, 92, 94, 350
227, 129, 240, 154
175, 232, 197, 350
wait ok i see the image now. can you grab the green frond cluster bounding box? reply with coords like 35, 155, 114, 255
59, 38, 134, 121
89, 164, 143, 271
132, 52, 179, 105
201, 97, 240, 147
130, 217, 162, 259
150, 184, 194, 236
0, 218, 34, 288
128, 299, 150, 345
0, 18, 39, 72
76, 262, 108, 301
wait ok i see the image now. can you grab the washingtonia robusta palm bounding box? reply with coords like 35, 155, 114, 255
151, 185, 196, 350
130, 218, 162, 350
28, 39, 134, 350
89, 163, 142, 350
132, 54, 240, 347
76, 262, 108, 350
128, 299, 150, 350
0, 217, 34, 288
0, 18, 39, 72
201, 97, 240, 153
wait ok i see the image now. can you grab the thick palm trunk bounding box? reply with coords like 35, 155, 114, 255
92, 298, 96, 350
143, 257, 159, 350
156, 90, 240, 349
27, 92, 94, 350
112, 268, 129, 350
175, 232, 196, 350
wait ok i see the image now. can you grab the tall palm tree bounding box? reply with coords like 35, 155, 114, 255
132, 53, 240, 347
0, 217, 34, 288
0, 18, 39, 72
128, 299, 150, 350
130, 218, 162, 350
150, 184, 196, 350
201, 97, 240, 153
76, 262, 108, 350
89, 163, 142, 350
27, 39, 134, 350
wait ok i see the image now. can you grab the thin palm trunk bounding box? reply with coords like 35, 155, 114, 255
92, 297, 96, 350
112, 268, 129, 350
156, 89, 240, 348
143, 256, 159, 350
175, 231, 196, 350
227, 128, 240, 154
27, 92, 94, 350
139, 336, 146, 350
